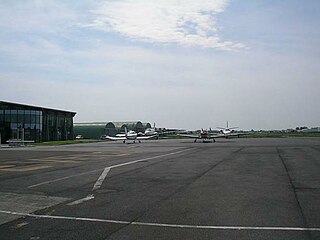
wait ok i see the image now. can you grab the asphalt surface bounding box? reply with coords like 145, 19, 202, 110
0, 138, 319, 240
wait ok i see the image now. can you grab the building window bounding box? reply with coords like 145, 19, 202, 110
1, 102, 75, 143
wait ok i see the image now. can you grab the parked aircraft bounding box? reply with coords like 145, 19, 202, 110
179, 122, 246, 142
104, 128, 156, 143
178, 129, 217, 143
216, 121, 243, 138
135, 123, 160, 139
143, 123, 159, 137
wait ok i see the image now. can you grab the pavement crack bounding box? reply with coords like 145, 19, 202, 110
277, 148, 312, 239
105, 147, 241, 239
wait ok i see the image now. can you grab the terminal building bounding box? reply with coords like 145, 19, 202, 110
0, 101, 76, 143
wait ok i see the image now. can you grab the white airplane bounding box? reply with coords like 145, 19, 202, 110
136, 123, 160, 139
215, 121, 244, 138
144, 123, 159, 137
104, 127, 156, 143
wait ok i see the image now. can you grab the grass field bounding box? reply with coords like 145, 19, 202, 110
241, 132, 320, 138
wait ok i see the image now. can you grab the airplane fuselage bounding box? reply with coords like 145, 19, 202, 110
125, 131, 138, 140
221, 129, 233, 135
200, 131, 210, 138
144, 128, 158, 136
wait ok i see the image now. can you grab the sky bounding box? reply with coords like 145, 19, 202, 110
1, 0, 320, 130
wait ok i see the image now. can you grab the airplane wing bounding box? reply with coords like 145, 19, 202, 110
205, 134, 221, 139
136, 135, 157, 140
229, 132, 248, 137
104, 136, 127, 141
210, 133, 227, 138
210, 132, 247, 138
226, 132, 242, 137
178, 134, 200, 139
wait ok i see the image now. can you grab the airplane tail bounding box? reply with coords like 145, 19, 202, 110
226, 121, 238, 129
124, 127, 128, 136
217, 121, 238, 130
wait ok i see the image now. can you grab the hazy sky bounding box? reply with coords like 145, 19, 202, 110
1, 0, 319, 130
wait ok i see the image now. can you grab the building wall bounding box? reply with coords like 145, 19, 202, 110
74, 125, 106, 139
0, 101, 76, 143
41, 110, 74, 142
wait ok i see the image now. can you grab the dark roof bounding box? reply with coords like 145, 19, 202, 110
0, 101, 76, 115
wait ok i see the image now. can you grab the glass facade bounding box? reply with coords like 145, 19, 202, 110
0, 101, 76, 143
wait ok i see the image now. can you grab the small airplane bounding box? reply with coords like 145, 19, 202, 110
216, 121, 243, 138
143, 123, 159, 137
179, 121, 246, 142
104, 127, 156, 143
136, 123, 160, 139
178, 129, 218, 143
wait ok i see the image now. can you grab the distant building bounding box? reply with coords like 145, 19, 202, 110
0, 101, 76, 143
302, 127, 320, 133
73, 122, 107, 139
74, 121, 152, 139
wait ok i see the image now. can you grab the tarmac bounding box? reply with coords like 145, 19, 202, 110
0, 138, 319, 240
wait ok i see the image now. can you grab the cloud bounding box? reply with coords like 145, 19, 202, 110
1, 1, 319, 130
86, 0, 245, 50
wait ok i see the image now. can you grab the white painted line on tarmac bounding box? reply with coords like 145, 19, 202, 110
0, 210, 129, 225
66, 195, 95, 206
1, 210, 320, 232
70, 148, 193, 205
28, 148, 192, 189
90, 148, 193, 192
107, 148, 192, 170
92, 168, 111, 191
131, 222, 320, 231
